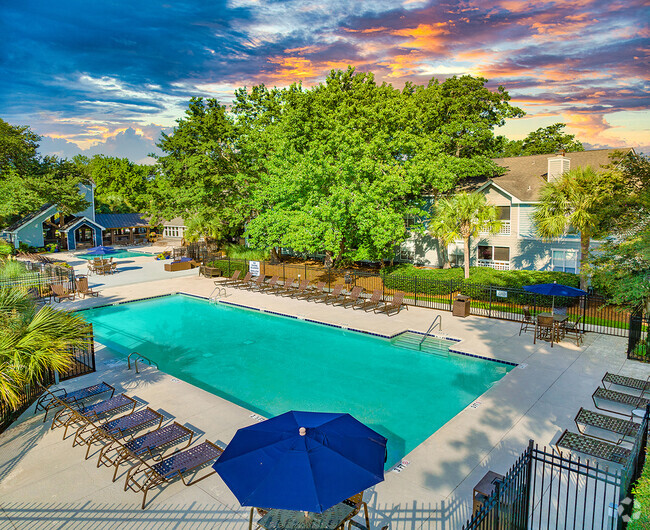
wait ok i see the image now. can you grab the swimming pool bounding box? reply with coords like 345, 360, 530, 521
78, 250, 154, 260
81, 294, 513, 466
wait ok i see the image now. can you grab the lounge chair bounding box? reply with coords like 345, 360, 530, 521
312, 283, 344, 304
51, 394, 137, 438
561, 316, 583, 345
214, 270, 240, 285
556, 430, 630, 465
35, 381, 115, 421
284, 279, 309, 298
519, 306, 535, 335
332, 286, 364, 308
125, 440, 225, 509
244, 275, 266, 291
257, 275, 279, 292
353, 289, 383, 311
98, 422, 194, 482
76, 277, 99, 298
592, 386, 650, 415
230, 271, 252, 288
574, 407, 639, 445
52, 283, 75, 302
374, 291, 408, 315
602, 372, 650, 395
295, 281, 326, 300
533, 315, 556, 347
74, 407, 164, 459
271, 277, 295, 295
338, 491, 370, 530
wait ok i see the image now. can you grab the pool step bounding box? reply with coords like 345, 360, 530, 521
391, 332, 450, 357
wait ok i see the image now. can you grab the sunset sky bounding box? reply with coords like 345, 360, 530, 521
2, 0, 648, 163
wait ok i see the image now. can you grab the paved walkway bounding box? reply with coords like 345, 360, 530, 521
1, 271, 648, 529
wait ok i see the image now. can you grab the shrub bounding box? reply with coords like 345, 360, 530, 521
628, 449, 649, 529
208, 259, 249, 277
0, 239, 13, 257
222, 243, 269, 261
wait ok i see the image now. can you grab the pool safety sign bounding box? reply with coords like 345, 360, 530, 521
249, 261, 261, 277
496, 290, 507, 298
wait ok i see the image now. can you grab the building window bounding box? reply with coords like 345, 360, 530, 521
478, 245, 510, 270
396, 247, 414, 262
497, 206, 510, 221
552, 249, 578, 273
480, 206, 511, 236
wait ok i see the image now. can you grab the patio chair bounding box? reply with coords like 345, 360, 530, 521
374, 291, 408, 316
98, 421, 194, 482
602, 372, 650, 395
244, 275, 267, 291
519, 306, 535, 335
284, 279, 309, 298
574, 407, 640, 445
125, 440, 225, 509
230, 271, 252, 288
35, 381, 115, 421
76, 277, 99, 298
332, 286, 364, 308
353, 289, 383, 311
257, 275, 279, 292
339, 491, 370, 530
271, 277, 295, 295
592, 386, 650, 415
214, 270, 240, 285
312, 283, 344, 303
533, 315, 556, 347
556, 430, 630, 465
51, 394, 137, 438
561, 316, 583, 345
295, 281, 326, 300
74, 407, 164, 459
52, 283, 75, 302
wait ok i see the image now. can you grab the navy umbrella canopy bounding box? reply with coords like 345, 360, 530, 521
523, 282, 586, 313
213, 411, 387, 514
84, 246, 116, 256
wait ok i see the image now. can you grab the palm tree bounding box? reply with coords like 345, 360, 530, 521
429, 192, 501, 279
533, 166, 613, 290
0, 286, 90, 409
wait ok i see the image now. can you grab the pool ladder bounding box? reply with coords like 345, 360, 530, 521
419, 315, 442, 350
209, 286, 226, 303
127, 351, 159, 374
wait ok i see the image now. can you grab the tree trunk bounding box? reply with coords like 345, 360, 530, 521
463, 236, 470, 279
438, 238, 450, 268
270, 247, 281, 263
324, 250, 333, 268
579, 233, 590, 291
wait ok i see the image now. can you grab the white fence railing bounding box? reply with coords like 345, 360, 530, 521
480, 221, 511, 236
478, 259, 511, 270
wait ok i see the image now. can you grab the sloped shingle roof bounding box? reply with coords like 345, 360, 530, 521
3, 203, 56, 232
95, 213, 150, 229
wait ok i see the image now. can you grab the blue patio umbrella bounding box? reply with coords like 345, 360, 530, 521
84, 245, 116, 256
213, 411, 387, 514
523, 282, 586, 313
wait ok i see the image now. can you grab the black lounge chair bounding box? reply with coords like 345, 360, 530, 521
98, 422, 194, 482
295, 281, 326, 300
284, 279, 309, 297
353, 289, 383, 311
574, 407, 640, 444
35, 381, 115, 421
125, 440, 225, 509
556, 430, 630, 465
602, 372, 650, 395
592, 386, 650, 415
270, 277, 295, 295
312, 283, 344, 304
51, 394, 137, 438
74, 407, 164, 459
374, 291, 408, 315
214, 270, 240, 285
331, 286, 363, 308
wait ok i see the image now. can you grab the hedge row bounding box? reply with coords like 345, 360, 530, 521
628, 449, 650, 529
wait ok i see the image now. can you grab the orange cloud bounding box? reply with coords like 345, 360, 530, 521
391, 23, 450, 53
343, 26, 389, 34
263, 56, 366, 85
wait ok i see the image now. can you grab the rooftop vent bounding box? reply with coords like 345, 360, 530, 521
547, 153, 570, 182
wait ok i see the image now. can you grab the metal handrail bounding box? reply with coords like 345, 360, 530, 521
209, 286, 226, 303
127, 351, 159, 374
419, 315, 442, 349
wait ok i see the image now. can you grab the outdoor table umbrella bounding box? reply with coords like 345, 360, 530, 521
84, 245, 116, 256
213, 410, 387, 514
523, 281, 586, 314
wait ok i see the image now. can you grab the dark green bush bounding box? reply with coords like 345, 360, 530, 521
208, 259, 249, 277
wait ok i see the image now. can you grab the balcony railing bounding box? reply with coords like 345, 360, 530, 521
480, 221, 511, 236
478, 259, 511, 270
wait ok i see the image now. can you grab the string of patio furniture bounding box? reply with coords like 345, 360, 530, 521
35, 381, 225, 509
214, 270, 408, 316
555, 371, 650, 466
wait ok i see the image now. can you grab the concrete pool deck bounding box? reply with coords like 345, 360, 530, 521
1, 272, 648, 529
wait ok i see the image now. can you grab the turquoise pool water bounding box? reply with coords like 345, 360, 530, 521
78, 250, 154, 260
81, 294, 512, 465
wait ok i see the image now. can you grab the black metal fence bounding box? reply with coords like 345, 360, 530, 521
463, 407, 649, 529
197, 254, 632, 337
627, 310, 649, 362
0, 324, 95, 434
0, 259, 76, 293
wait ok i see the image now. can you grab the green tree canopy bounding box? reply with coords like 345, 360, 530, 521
497, 123, 584, 157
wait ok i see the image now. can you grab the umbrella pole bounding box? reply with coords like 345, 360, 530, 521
551, 296, 555, 315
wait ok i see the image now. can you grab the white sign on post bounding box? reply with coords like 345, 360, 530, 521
249, 261, 261, 277
496, 290, 508, 298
